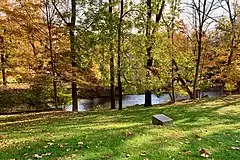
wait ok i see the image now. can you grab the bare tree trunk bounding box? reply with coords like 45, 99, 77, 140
70, 29, 78, 111
117, 0, 123, 110
144, 0, 165, 106
145, 0, 152, 106
170, 0, 178, 103
1, 53, 6, 86
45, 0, 58, 108
70, 0, 78, 111
0, 36, 7, 86
193, 33, 202, 99
0, 36, 6, 87
109, 0, 115, 109
166, 28, 174, 102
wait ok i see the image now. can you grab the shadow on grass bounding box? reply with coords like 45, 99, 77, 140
0, 96, 240, 159
177, 128, 240, 160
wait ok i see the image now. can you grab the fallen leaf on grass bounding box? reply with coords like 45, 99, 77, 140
183, 150, 191, 155
231, 147, 240, 150
199, 149, 211, 158
124, 153, 130, 158
34, 154, 42, 159
33, 152, 52, 159
66, 148, 71, 152
195, 134, 201, 141
63, 133, 71, 137
199, 148, 208, 154
43, 145, 48, 148
24, 153, 28, 156
47, 142, 54, 146
223, 133, 230, 136
42, 153, 51, 156
58, 144, 64, 148
78, 142, 83, 145
140, 152, 147, 157
185, 139, 190, 144
103, 154, 110, 159
125, 132, 133, 136
201, 153, 210, 158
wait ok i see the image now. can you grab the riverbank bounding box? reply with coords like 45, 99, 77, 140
0, 82, 231, 114
1, 95, 240, 160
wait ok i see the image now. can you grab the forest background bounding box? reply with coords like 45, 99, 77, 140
0, 0, 239, 112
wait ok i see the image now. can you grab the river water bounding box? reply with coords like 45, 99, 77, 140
65, 92, 225, 111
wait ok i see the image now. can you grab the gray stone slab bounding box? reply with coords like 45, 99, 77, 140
152, 114, 173, 125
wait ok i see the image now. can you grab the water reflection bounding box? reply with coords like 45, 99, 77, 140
65, 92, 225, 111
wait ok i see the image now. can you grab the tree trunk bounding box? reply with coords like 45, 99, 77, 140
109, 0, 115, 109
170, 0, 177, 102
145, 0, 152, 106
167, 28, 175, 102
171, 58, 175, 101
53, 80, 57, 106
191, 0, 215, 99
70, 0, 78, 111
193, 32, 202, 99
45, 0, 58, 108
1, 53, 6, 86
227, 35, 234, 66
0, 36, 6, 87
144, 0, 165, 106
51, 0, 78, 110
117, 0, 123, 110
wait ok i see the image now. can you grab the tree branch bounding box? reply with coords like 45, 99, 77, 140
51, 0, 70, 26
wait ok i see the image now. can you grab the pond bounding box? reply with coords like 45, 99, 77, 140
65, 91, 225, 111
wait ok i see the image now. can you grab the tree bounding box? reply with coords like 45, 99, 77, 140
109, 0, 116, 109
188, 0, 218, 99
42, 0, 58, 108
162, 0, 180, 102
117, 0, 124, 110
219, 0, 239, 66
213, 0, 240, 92
145, 0, 165, 106
52, 0, 78, 111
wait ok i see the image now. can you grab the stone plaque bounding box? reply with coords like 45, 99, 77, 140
152, 114, 173, 126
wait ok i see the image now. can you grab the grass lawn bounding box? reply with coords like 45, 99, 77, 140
0, 96, 240, 160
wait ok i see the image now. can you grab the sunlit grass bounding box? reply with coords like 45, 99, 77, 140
0, 95, 240, 159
